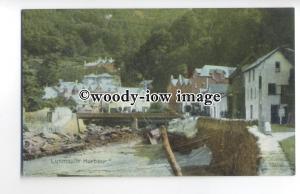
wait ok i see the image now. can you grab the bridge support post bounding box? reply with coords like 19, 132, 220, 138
131, 117, 138, 130
76, 114, 80, 133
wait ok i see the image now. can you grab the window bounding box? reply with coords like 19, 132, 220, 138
253, 69, 255, 81
248, 71, 251, 82
259, 76, 262, 90
248, 88, 250, 100
250, 88, 253, 99
275, 61, 281, 72
268, 83, 276, 95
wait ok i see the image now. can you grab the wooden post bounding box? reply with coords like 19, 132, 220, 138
131, 117, 138, 130
76, 114, 80, 133
160, 125, 182, 176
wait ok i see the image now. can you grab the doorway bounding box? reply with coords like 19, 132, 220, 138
271, 105, 280, 124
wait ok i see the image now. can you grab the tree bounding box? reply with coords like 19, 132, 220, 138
23, 62, 43, 112
37, 55, 59, 87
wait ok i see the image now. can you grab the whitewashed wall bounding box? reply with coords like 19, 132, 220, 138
244, 51, 293, 122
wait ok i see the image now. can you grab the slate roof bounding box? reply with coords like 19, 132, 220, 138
242, 47, 294, 72
242, 48, 279, 72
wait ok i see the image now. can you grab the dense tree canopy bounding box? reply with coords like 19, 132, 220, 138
22, 9, 294, 110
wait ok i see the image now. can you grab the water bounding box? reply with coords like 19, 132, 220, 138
23, 140, 211, 176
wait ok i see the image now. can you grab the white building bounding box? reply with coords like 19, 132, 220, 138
207, 84, 229, 119
43, 87, 59, 99
168, 66, 236, 118
82, 73, 121, 92
108, 87, 151, 113
242, 47, 294, 123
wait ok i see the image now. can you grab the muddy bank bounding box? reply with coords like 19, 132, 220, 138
168, 117, 260, 175
23, 124, 140, 160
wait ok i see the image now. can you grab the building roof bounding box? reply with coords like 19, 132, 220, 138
242, 48, 279, 72
242, 47, 294, 72
140, 80, 153, 85
178, 74, 189, 85
58, 81, 76, 92
43, 87, 58, 99
170, 74, 191, 87
208, 84, 229, 94
84, 74, 98, 78
97, 73, 113, 78
195, 65, 236, 78
169, 75, 176, 86
118, 87, 145, 94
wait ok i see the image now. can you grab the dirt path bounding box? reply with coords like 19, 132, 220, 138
248, 126, 295, 176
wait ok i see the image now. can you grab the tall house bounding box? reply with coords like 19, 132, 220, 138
242, 47, 294, 124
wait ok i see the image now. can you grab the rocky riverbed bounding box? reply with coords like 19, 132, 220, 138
23, 124, 140, 160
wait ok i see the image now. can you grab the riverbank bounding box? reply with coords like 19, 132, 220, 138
23, 117, 262, 176
168, 117, 260, 175
23, 139, 212, 176
23, 124, 140, 160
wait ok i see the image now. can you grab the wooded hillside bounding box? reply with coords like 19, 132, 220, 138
22, 9, 294, 111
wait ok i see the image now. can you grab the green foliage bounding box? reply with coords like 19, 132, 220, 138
130, 8, 294, 91
22, 9, 294, 110
148, 103, 174, 113
23, 61, 43, 112
37, 54, 59, 87
42, 96, 77, 112
279, 136, 295, 173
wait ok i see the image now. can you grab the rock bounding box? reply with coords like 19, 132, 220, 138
43, 132, 62, 141
23, 139, 43, 157
121, 127, 132, 133
38, 132, 46, 138
111, 133, 119, 138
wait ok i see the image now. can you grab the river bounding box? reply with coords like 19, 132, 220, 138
23, 139, 211, 176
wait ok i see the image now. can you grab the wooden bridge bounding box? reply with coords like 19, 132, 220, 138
76, 112, 182, 132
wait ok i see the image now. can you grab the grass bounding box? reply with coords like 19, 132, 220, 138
271, 124, 295, 132
279, 136, 295, 172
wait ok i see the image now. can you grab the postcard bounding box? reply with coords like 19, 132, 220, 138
22, 8, 295, 176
